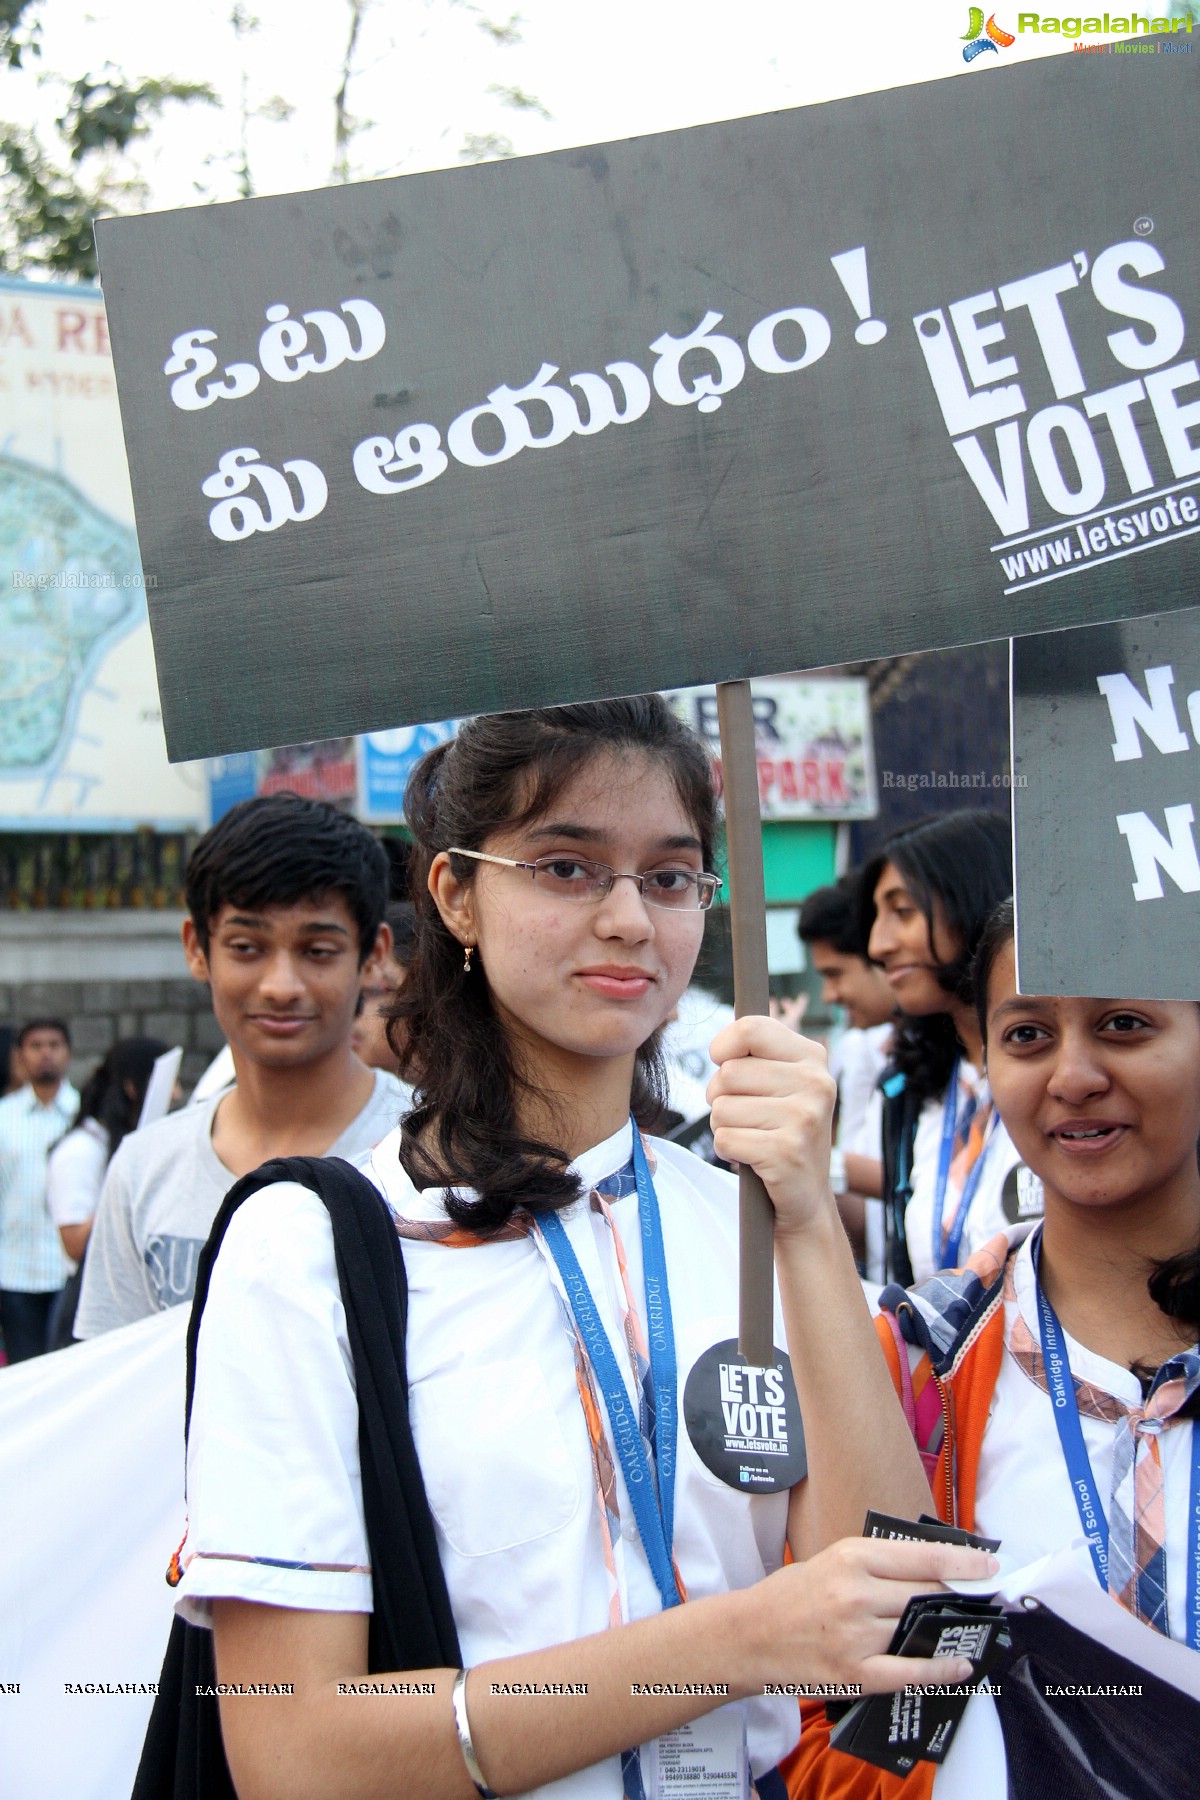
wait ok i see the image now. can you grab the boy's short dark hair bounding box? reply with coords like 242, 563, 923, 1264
17, 1016, 72, 1048
185, 793, 389, 966
797, 877, 868, 959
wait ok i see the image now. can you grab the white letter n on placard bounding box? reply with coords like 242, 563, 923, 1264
1115, 806, 1200, 902
1097, 666, 1190, 762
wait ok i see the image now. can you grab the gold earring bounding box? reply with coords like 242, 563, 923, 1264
463, 943, 474, 975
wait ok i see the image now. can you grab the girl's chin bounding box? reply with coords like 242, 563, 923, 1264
540, 1026, 655, 1065
1040, 1171, 1156, 1215
889, 987, 946, 1017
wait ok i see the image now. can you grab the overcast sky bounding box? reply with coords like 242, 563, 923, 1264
3, 0, 1121, 219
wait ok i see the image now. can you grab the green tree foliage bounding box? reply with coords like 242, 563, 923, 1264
0, 0, 215, 280
0, 128, 96, 274
457, 10, 551, 162
1, 0, 549, 273
0, 0, 41, 69
61, 71, 214, 163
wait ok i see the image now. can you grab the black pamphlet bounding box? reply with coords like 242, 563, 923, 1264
826, 1511, 1007, 1774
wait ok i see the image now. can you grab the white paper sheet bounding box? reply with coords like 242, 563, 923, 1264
136, 1046, 184, 1130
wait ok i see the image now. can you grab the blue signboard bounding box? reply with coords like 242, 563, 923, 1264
206, 751, 260, 823
357, 722, 458, 823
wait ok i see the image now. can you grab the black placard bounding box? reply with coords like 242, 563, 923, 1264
1013, 602, 1200, 999
94, 51, 1199, 761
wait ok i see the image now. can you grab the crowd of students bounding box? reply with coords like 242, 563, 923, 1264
3, 695, 1197, 1798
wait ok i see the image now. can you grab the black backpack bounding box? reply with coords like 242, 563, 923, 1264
131, 1155, 460, 1799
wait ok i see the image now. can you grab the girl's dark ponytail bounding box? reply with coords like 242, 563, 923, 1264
72, 1036, 170, 1154
1148, 1240, 1200, 1338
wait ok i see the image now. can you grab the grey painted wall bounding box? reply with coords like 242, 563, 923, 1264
0, 913, 221, 1090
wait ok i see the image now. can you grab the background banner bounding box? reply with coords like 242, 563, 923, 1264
664, 677, 875, 820
96, 51, 1199, 761
356, 720, 460, 823
1012, 598, 1200, 999
0, 280, 206, 826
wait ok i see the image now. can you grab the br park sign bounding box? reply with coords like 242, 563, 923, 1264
95, 47, 1198, 763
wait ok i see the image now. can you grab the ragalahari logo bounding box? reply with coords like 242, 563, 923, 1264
962, 9, 1017, 59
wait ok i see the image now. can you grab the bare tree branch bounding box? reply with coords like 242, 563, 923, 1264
333, 0, 370, 183
477, 11, 523, 45
459, 130, 514, 162
487, 82, 551, 119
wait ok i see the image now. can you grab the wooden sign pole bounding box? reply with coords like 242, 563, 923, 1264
715, 679, 776, 1368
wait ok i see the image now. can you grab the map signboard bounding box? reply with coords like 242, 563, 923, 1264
0, 279, 205, 828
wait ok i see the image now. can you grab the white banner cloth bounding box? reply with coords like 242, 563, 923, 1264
0, 1307, 187, 1798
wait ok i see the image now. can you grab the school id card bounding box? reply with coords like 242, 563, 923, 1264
645, 1704, 750, 1799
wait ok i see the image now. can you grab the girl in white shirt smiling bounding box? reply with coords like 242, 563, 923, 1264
970, 899, 1200, 1621
861, 812, 1020, 1287
174, 698, 991, 1800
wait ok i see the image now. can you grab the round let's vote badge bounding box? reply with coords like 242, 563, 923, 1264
1001, 1164, 1045, 1227
683, 1340, 806, 1494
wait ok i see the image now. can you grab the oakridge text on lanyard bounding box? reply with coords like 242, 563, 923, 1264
1032, 1228, 1200, 1652
535, 1124, 683, 1614
931, 1059, 998, 1273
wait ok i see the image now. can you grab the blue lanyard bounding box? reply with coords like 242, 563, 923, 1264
1031, 1229, 1110, 1589
1191, 1425, 1200, 1654
931, 1059, 967, 1271
941, 1110, 1000, 1271
1032, 1229, 1200, 1648
537, 1126, 681, 1612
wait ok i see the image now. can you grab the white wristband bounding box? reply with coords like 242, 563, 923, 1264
829, 1146, 848, 1195
452, 1668, 498, 1799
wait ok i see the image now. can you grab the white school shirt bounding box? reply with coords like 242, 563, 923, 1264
0, 1081, 79, 1291
45, 1117, 110, 1228
973, 1233, 1197, 1644
903, 1067, 1030, 1286
858, 1073, 1030, 1288
928, 1235, 1200, 1800
828, 1025, 890, 1159
833, 1029, 889, 1288
175, 1122, 801, 1797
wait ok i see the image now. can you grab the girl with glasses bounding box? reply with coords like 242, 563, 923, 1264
170, 697, 991, 1800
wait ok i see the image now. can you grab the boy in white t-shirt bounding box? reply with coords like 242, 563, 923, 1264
76, 793, 411, 1336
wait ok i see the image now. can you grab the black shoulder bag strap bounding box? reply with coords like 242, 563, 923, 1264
132, 1154, 460, 1800
879, 1074, 917, 1290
